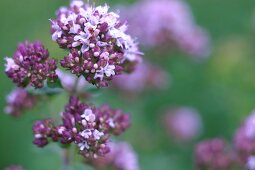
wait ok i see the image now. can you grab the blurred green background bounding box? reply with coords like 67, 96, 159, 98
1, 0, 255, 169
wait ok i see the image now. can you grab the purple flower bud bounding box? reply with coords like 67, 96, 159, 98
32, 119, 54, 147
5, 41, 58, 88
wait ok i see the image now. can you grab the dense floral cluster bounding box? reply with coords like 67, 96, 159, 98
4, 166, 24, 170
32, 96, 130, 159
195, 138, 236, 170
5, 41, 58, 88
164, 107, 202, 142
86, 142, 139, 170
50, 0, 142, 87
4, 88, 37, 117
113, 62, 169, 93
121, 0, 210, 58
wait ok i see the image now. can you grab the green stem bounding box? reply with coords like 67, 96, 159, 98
62, 149, 70, 170
71, 77, 80, 95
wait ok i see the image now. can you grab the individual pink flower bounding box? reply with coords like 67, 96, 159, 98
164, 107, 203, 142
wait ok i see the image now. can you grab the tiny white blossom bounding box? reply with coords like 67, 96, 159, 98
69, 23, 81, 34
58, 126, 66, 135
73, 32, 90, 52
93, 130, 104, 140
70, 0, 84, 8
60, 15, 69, 26
5, 57, 19, 72
104, 64, 115, 77
107, 118, 115, 128
50, 20, 63, 41
81, 109, 96, 122
80, 129, 92, 139
34, 134, 43, 139
94, 64, 115, 80
95, 5, 109, 16
78, 141, 90, 151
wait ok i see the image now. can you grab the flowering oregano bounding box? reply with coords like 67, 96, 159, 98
50, 0, 142, 87
3, 0, 141, 169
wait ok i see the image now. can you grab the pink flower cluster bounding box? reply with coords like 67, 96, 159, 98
194, 111, 255, 169
4, 88, 37, 117
50, 0, 142, 87
195, 138, 236, 170
32, 96, 130, 159
235, 111, 255, 162
5, 41, 58, 88
121, 0, 210, 58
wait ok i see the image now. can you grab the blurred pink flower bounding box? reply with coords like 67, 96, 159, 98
113, 62, 170, 93
164, 107, 203, 142
247, 155, 255, 170
4, 88, 37, 117
56, 69, 87, 93
195, 138, 236, 170
120, 0, 211, 58
234, 111, 255, 161
87, 142, 139, 170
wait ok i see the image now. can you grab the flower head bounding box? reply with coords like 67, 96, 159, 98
4, 88, 37, 117
32, 96, 130, 159
164, 107, 203, 142
234, 111, 255, 160
5, 41, 58, 88
121, 0, 210, 58
50, 0, 142, 87
87, 142, 139, 170
195, 138, 236, 170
